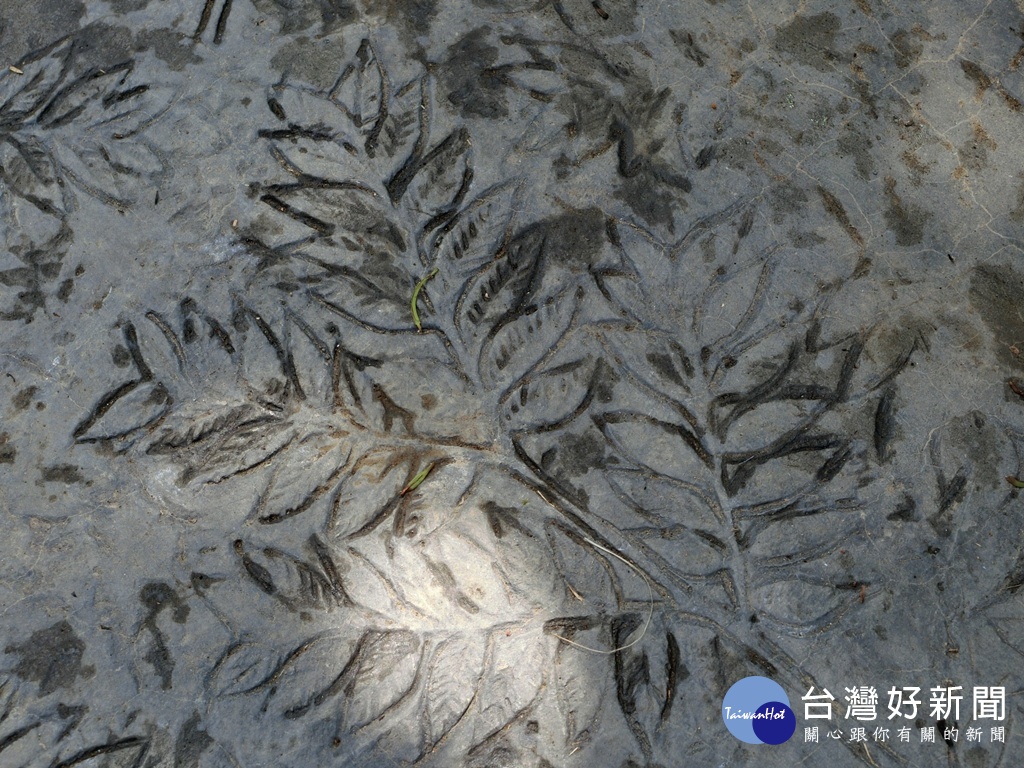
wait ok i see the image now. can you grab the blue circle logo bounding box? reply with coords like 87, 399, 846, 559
722, 676, 796, 744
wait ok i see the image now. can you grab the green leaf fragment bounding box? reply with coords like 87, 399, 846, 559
411, 267, 439, 331
401, 462, 435, 496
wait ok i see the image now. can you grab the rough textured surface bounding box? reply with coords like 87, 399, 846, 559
0, 1, 1023, 766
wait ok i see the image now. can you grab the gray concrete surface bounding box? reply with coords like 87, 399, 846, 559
1, 1, 1023, 766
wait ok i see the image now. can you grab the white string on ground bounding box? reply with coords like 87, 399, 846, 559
550, 535, 655, 655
